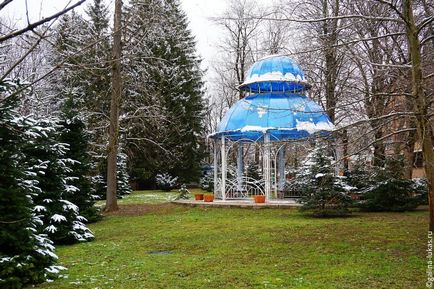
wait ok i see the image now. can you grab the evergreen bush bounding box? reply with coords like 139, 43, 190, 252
358, 157, 426, 212
156, 173, 178, 191
200, 174, 214, 192
176, 184, 191, 200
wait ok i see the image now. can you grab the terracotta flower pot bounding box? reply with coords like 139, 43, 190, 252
254, 195, 266, 203
194, 194, 204, 200
204, 195, 214, 202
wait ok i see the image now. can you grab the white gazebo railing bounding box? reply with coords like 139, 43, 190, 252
224, 177, 265, 199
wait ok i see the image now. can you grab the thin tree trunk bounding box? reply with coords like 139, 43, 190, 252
372, 129, 385, 167
403, 129, 416, 179
105, 0, 122, 212
403, 0, 434, 231
342, 129, 349, 174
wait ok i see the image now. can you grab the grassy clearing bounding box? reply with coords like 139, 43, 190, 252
95, 188, 205, 206
38, 191, 427, 289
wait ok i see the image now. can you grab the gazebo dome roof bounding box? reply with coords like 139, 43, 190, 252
240, 55, 310, 93
210, 93, 334, 141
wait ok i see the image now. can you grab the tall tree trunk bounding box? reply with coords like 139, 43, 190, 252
105, 0, 122, 212
403, 0, 434, 231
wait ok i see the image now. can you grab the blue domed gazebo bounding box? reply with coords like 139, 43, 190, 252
209, 55, 334, 202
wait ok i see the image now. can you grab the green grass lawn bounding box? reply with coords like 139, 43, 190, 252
37, 190, 427, 289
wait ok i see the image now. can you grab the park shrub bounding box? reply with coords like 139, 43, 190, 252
176, 184, 191, 200
357, 158, 427, 212
200, 174, 214, 192
156, 173, 178, 191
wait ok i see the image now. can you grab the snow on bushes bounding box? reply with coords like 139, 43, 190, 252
156, 173, 178, 191
23, 118, 94, 244
354, 157, 427, 212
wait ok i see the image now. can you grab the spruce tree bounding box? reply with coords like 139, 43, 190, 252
155, 0, 205, 182
51, 2, 127, 200
23, 118, 94, 244
124, 0, 205, 184
294, 144, 353, 217
93, 150, 132, 199
59, 96, 100, 222
0, 80, 61, 288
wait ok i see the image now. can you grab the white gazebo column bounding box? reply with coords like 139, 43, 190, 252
220, 135, 226, 201
263, 133, 271, 201
236, 144, 243, 192
213, 141, 218, 195
278, 145, 286, 193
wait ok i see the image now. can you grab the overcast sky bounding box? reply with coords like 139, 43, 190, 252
2, 0, 227, 80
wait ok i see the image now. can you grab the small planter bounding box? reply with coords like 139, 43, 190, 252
254, 195, 266, 203
194, 194, 204, 200
204, 194, 214, 202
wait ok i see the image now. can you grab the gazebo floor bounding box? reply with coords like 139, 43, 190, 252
172, 199, 301, 209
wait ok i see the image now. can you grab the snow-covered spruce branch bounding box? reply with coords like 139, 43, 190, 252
0, 0, 86, 43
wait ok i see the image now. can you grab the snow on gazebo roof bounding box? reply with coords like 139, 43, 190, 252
210, 93, 334, 141
239, 55, 310, 93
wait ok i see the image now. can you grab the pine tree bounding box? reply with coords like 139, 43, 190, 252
294, 144, 353, 217
0, 80, 61, 288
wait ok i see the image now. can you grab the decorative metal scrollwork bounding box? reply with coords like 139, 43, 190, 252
223, 177, 265, 199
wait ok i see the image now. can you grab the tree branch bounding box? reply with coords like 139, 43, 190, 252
0, 0, 86, 43
0, 0, 13, 11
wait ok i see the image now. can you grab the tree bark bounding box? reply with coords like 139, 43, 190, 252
403, 129, 416, 179
105, 0, 122, 212
403, 0, 434, 231
372, 129, 386, 167
322, 0, 339, 123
